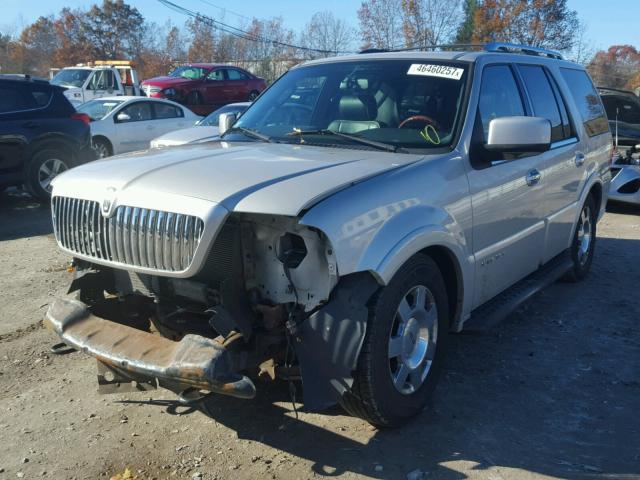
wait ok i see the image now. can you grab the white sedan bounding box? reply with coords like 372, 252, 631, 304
77, 96, 201, 158
150, 102, 250, 148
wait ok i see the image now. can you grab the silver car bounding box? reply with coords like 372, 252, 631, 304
45, 43, 611, 427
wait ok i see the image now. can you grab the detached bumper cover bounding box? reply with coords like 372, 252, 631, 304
45, 296, 255, 399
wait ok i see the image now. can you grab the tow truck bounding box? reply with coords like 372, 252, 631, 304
50, 61, 141, 107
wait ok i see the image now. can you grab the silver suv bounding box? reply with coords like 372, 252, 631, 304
46, 43, 612, 427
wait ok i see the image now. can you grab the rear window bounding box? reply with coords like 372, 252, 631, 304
154, 103, 183, 119
560, 68, 608, 137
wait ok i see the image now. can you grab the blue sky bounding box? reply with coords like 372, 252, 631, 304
2, 0, 639, 52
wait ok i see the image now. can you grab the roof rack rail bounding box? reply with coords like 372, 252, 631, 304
484, 42, 564, 60
0, 73, 49, 83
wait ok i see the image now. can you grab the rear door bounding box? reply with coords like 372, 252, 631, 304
467, 64, 548, 307
203, 69, 228, 106
225, 68, 251, 102
151, 102, 189, 138
515, 64, 584, 262
0, 84, 30, 176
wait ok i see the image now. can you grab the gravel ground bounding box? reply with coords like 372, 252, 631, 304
0, 188, 639, 480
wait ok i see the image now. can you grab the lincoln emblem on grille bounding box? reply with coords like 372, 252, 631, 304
101, 187, 117, 217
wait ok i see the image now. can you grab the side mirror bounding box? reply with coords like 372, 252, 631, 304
116, 112, 131, 123
486, 117, 551, 153
218, 112, 237, 135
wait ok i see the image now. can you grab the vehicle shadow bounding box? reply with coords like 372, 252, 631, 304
118, 235, 640, 479
606, 201, 640, 215
0, 188, 52, 241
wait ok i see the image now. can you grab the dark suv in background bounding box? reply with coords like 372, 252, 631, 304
0, 76, 95, 202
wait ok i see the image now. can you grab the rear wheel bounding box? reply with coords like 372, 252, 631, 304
248, 90, 260, 101
564, 195, 597, 282
340, 254, 449, 427
25, 149, 72, 202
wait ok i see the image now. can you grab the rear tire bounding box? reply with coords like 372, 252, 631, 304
248, 90, 260, 101
25, 148, 72, 203
564, 195, 597, 282
340, 254, 449, 427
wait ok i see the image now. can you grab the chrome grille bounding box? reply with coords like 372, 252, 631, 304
52, 196, 204, 272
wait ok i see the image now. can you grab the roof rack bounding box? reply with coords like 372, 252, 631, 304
358, 42, 564, 59
485, 42, 564, 60
0, 74, 49, 83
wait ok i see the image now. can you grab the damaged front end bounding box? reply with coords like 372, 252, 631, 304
47, 203, 380, 409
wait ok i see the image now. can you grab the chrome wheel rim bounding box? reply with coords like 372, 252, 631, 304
38, 158, 67, 192
388, 284, 438, 395
94, 142, 110, 158
577, 204, 592, 266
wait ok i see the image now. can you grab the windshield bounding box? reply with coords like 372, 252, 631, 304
77, 99, 124, 120
199, 104, 249, 126
51, 69, 92, 88
232, 60, 469, 151
169, 66, 208, 80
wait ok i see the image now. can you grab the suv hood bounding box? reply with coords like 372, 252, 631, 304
151, 126, 219, 147
52, 142, 421, 216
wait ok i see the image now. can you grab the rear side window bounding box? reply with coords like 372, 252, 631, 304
518, 65, 567, 143
0, 86, 27, 113
227, 69, 249, 80
478, 65, 525, 141
28, 87, 52, 108
560, 68, 608, 137
154, 103, 183, 119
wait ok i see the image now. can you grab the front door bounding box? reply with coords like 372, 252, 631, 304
113, 101, 155, 153
467, 64, 548, 307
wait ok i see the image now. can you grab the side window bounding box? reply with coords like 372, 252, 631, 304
227, 69, 248, 80
207, 69, 225, 81
28, 87, 53, 108
0, 86, 27, 113
90, 70, 116, 91
518, 65, 566, 143
560, 68, 608, 137
478, 65, 525, 141
118, 102, 153, 122
154, 102, 183, 119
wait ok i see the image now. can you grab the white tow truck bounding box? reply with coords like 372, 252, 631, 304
50, 61, 141, 107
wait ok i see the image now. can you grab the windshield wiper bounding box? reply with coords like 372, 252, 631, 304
223, 126, 273, 143
287, 128, 404, 153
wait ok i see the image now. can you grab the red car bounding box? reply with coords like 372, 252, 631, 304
141, 64, 266, 107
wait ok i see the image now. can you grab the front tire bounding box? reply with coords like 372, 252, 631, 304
564, 195, 597, 282
340, 254, 449, 427
25, 148, 72, 202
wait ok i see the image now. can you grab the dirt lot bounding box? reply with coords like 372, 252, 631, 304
0, 188, 639, 480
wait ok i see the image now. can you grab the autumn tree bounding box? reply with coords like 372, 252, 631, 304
14, 16, 59, 75
401, 0, 463, 48
301, 11, 354, 58
472, 0, 579, 50
358, 0, 405, 50
187, 17, 216, 63
587, 45, 640, 90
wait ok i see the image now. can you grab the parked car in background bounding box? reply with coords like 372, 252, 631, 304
0, 75, 94, 201
141, 64, 266, 107
50, 61, 141, 107
150, 102, 250, 148
76, 96, 201, 158
598, 88, 640, 206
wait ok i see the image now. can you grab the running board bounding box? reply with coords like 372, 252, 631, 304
462, 251, 573, 333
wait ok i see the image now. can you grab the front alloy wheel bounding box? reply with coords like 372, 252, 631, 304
340, 254, 449, 427
38, 158, 68, 193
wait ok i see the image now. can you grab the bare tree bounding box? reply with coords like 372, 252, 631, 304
401, 0, 463, 48
357, 0, 405, 50
301, 11, 354, 58
564, 21, 594, 65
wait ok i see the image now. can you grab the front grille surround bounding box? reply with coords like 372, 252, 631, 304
52, 196, 205, 273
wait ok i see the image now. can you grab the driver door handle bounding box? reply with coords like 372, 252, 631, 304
525, 169, 541, 186
575, 152, 585, 167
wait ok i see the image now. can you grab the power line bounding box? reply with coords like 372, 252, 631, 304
157, 0, 355, 55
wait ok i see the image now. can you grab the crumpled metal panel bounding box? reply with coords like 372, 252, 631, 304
45, 296, 255, 399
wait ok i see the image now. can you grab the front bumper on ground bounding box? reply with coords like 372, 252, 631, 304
44, 296, 255, 399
